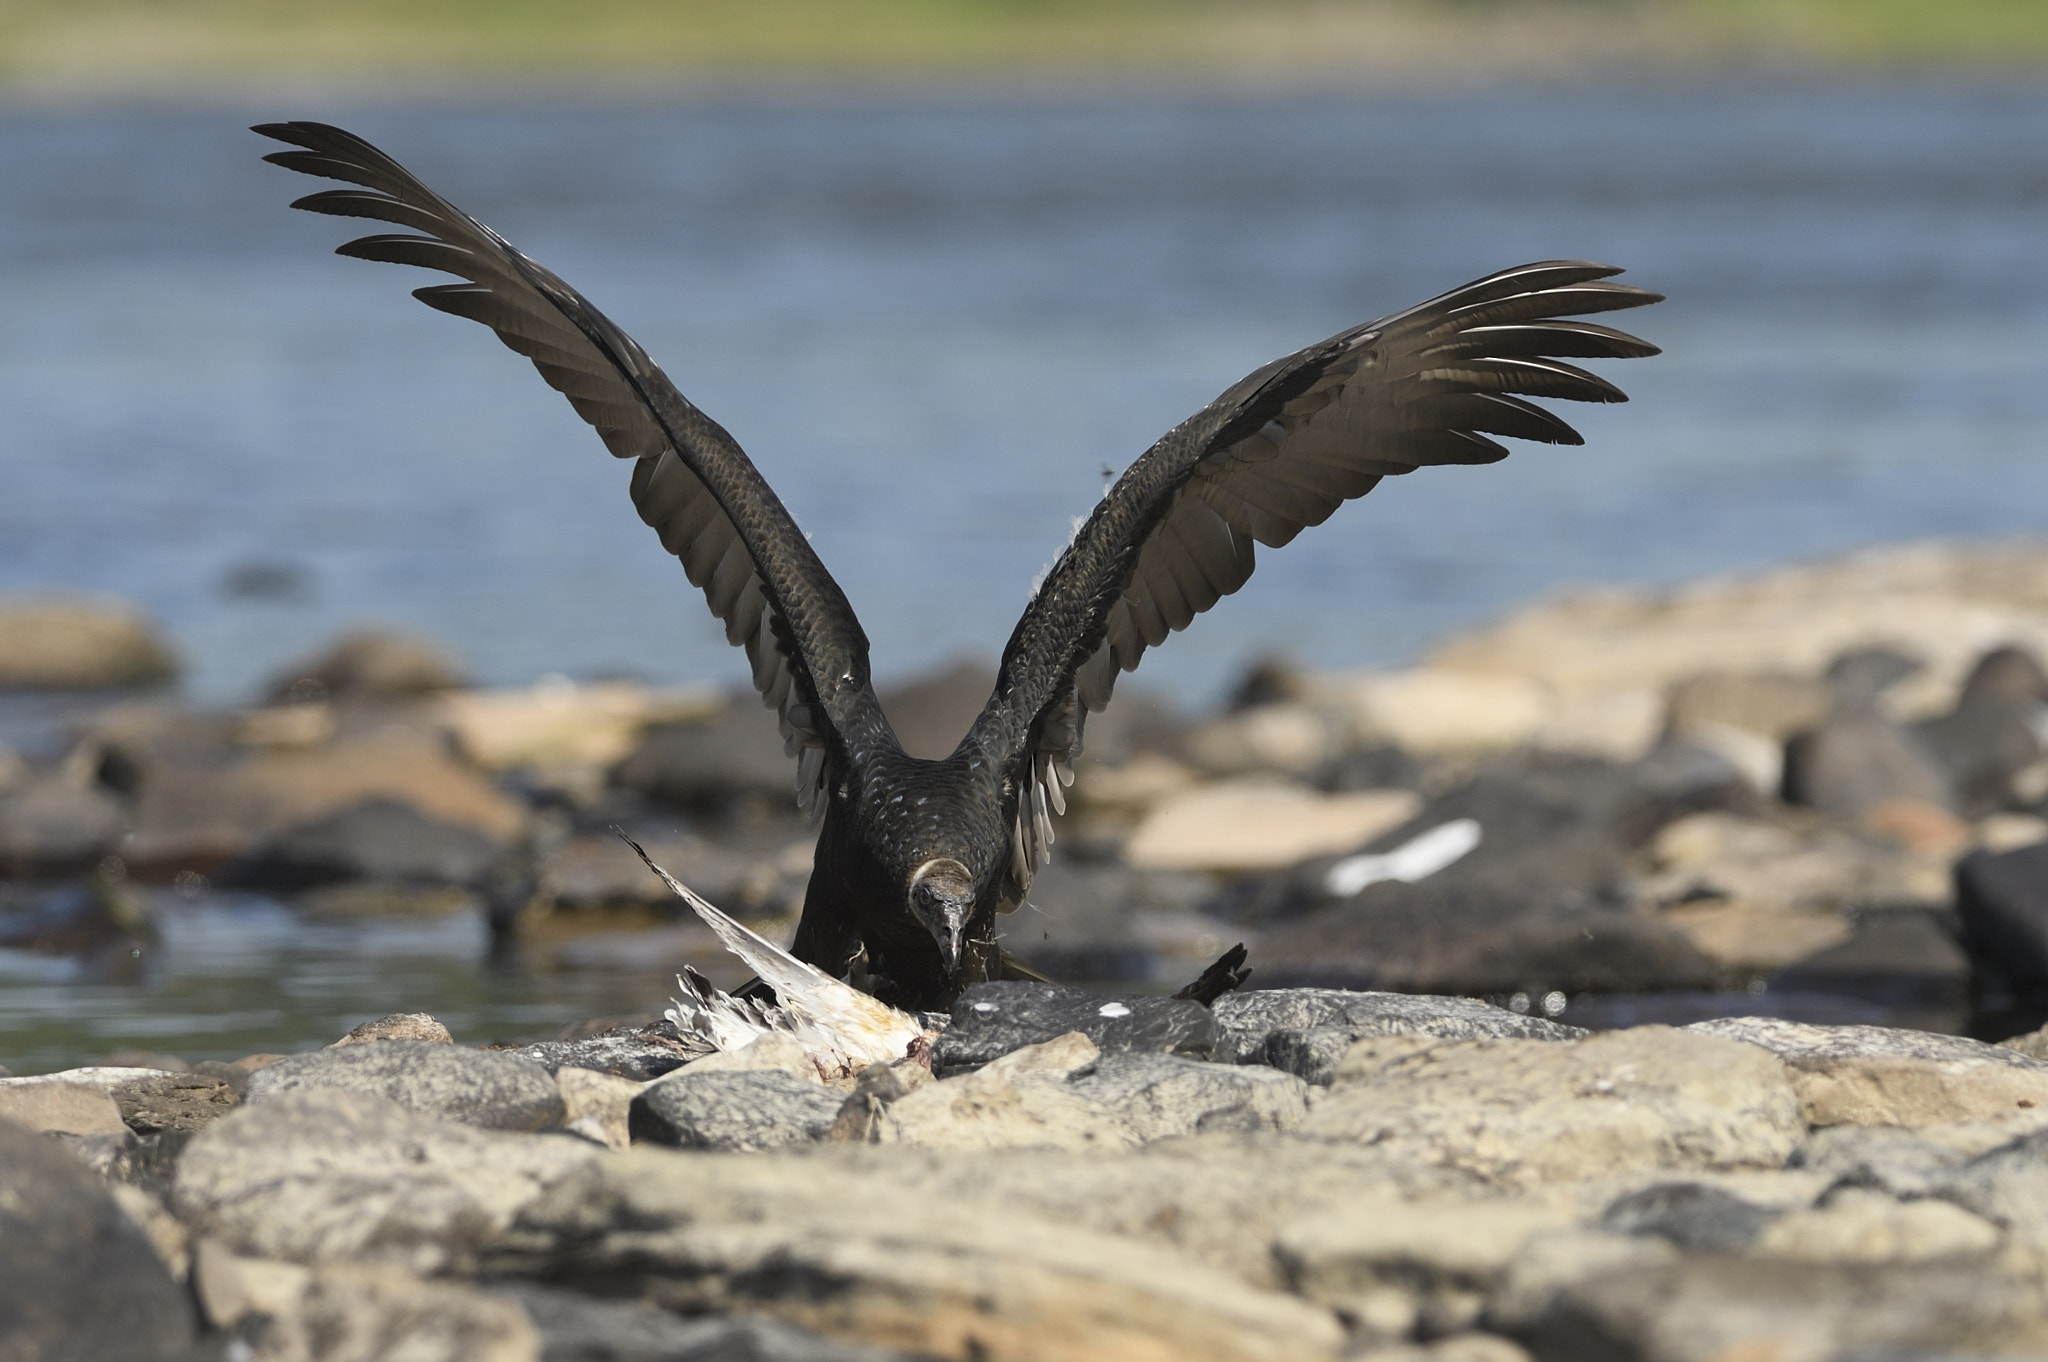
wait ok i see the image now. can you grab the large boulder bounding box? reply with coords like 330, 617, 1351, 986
263, 628, 465, 704
244, 1041, 566, 1131
934, 982, 1219, 1073
1212, 988, 1584, 1082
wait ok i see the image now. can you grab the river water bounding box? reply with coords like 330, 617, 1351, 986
1, 85, 2045, 1068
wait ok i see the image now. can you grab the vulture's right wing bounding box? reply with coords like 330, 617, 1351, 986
973, 261, 1660, 885
255, 121, 875, 812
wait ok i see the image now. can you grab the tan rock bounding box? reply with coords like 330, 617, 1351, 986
1692, 1017, 2048, 1130
435, 678, 720, 771
553, 1067, 646, 1150
497, 1146, 1345, 1362
1979, 811, 2048, 853
681, 1032, 823, 1083
1753, 1188, 2000, 1263
1123, 778, 1421, 872
883, 1034, 1132, 1152
1639, 811, 1937, 916
1182, 703, 1338, 776
1861, 798, 1971, 854
1303, 1027, 1803, 1190
1352, 1335, 1532, 1362
1070, 751, 1202, 813
1659, 902, 1851, 972
1335, 668, 1550, 753
264, 629, 465, 704
0, 1079, 129, 1136
1664, 670, 1835, 741
0, 595, 177, 690
1274, 1194, 1570, 1303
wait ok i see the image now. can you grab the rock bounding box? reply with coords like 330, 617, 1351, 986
1002, 860, 1159, 984
1483, 1228, 1682, 1337
877, 657, 998, 760
1767, 907, 1970, 1033
435, 677, 720, 771
331, 1011, 454, 1046
494, 1280, 918, 1362
1301, 1027, 1803, 1191
1275, 1194, 1569, 1319
1787, 1123, 1984, 1198
1123, 777, 1420, 872
1926, 1122, 2048, 1242
1212, 988, 1583, 1078
228, 796, 508, 889
193, 1242, 540, 1362
4, 1066, 240, 1135
488, 1145, 1347, 1362
264, 628, 465, 704
0, 1118, 197, 1359
1662, 670, 1834, 743
0, 595, 178, 690
610, 698, 797, 811
1336, 667, 1551, 754
0, 769, 129, 876
934, 982, 1219, 1073
1916, 645, 2048, 815
173, 1089, 596, 1271
124, 723, 527, 870
1688, 1016, 2048, 1129
553, 1066, 643, 1150
1179, 702, 1342, 778
0, 1078, 129, 1135
1781, 710, 1954, 819
629, 1069, 844, 1150
1522, 1257, 2048, 1362
1354, 1333, 1533, 1362
1958, 838, 2048, 1004
678, 1031, 822, 1081
245, 1041, 566, 1132
1752, 1186, 2000, 1262
1254, 882, 1717, 998
504, 1019, 700, 1083
1596, 1181, 1776, 1252
884, 1041, 1309, 1150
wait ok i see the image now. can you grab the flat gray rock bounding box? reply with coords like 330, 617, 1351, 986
1936, 1126, 2048, 1233
1213, 987, 1585, 1068
0, 1118, 197, 1361
630, 1069, 844, 1151
934, 981, 1218, 1074
1789, 1124, 1979, 1199
245, 1039, 565, 1131
508, 1022, 701, 1083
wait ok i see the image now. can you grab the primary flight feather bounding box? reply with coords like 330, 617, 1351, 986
257, 120, 1661, 1010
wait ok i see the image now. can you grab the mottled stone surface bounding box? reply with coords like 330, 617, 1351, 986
245, 1040, 565, 1131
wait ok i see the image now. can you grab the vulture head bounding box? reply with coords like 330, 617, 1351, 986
906, 856, 977, 972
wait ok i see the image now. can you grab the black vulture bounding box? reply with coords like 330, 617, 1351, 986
256, 121, 1661, 1010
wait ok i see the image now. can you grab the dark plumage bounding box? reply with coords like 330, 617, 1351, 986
256, 120, 1662, 1010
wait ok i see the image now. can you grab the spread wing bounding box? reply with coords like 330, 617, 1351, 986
254, 121, 874, 812
971, 260, 1660, 891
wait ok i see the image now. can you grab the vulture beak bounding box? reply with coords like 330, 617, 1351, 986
908, 858, 976, 974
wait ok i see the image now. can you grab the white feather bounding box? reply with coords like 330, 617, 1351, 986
625, 834, 934, 1076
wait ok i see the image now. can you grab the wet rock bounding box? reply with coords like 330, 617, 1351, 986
1213, 988, 1583, 1078
1688, 1016, 2048, 1129
0, 1077, 129, 1135
495, 1280, 918, 1362
331, 1011, 454, 1046
245, 1040, 566, 1132
1522, 1257, 2048, 1362
1123, 778, 1420, 872
488, 1145, 1346, 1362
0, 595, 178, 690
505, 1018, 699, 1083
629, 1069, 843, 1150
1767, 907, 1969, 1032
0, 769, 128, 876
229, 795, 508, 890
1596, 1182, 1776, 1252
193, 1242, 539, 1362
611, 698, 796, 811
1255, 882, 1717, 998
1301, 1027, 1803, 1191
1782, 710, 1954, 819
173, 1089, 595, 1271
264, 627, 465, 704
934, 982, 1218, 1073
1957, 838, 2048, 1002
0, 1118, 197, 1359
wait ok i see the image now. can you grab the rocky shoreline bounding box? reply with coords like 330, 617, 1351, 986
14, 537, 2048, 1358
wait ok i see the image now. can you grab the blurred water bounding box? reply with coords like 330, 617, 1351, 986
2, 87, 2045, 708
